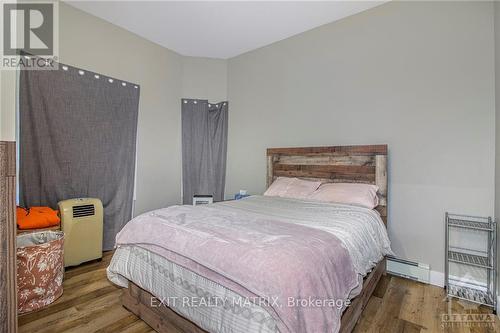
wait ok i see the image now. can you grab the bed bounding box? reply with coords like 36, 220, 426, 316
108, 145, 391, 333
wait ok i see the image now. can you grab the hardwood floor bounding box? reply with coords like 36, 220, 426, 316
19, 252, 500, 333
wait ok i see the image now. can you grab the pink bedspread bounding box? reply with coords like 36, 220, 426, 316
115, 204, 358, 333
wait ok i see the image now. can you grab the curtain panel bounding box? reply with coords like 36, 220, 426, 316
182, 99, 228, 204
19, 63, 140, 250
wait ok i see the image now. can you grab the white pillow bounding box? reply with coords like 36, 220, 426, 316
309, 183, 379, 209
264, 177, 322, 199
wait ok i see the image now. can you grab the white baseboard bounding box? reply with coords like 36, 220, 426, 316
429, 270, 444, 288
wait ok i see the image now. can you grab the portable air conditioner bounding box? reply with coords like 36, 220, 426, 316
58, 198, 103, 267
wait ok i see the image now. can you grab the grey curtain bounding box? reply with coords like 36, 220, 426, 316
182, 99, 228, 204
19, 63, 140, 250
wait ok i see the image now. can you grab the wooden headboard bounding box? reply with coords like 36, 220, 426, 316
266, 145, 388, 224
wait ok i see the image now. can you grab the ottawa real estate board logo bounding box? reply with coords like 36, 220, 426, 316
1, 1, 59, 70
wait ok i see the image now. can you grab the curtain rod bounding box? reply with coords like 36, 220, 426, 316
59, 64, 139, 89
19, 51, 140, 89
182, 100, 227, 107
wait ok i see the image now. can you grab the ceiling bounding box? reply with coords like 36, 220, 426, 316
66, 1, 386, 59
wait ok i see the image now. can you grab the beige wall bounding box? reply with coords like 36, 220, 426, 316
0, 69, 16, 141
227, 1, 496, 278
59, 3, 186, 215
0, 4, 229, 214
1, 1, 497, 285
495, 0, 500, 307
182, 56, 227, 102
0, 3, 229, 214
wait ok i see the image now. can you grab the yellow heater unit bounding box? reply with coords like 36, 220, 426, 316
58, 198, 103, 267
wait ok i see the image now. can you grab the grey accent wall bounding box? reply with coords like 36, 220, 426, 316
226, 1, 496, 277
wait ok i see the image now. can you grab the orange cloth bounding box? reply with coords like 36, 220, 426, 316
17, 207, 60, 230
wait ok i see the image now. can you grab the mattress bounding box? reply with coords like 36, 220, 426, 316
107, 195, 392, 332
217, 196, 392, 276
108, 245, 279, 333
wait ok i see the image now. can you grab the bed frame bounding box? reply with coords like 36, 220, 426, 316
122, 144, 388, 333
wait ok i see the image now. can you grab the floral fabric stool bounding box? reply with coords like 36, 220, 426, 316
17, 231, 64, 314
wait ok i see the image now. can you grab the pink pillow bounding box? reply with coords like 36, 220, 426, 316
264, 177, 322, 199
263, 177, 295, 197
310, 183, 379, 209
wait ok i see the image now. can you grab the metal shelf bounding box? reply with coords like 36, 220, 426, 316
448, 250, 492, 269
447, 217, 493, 231
448, 283, 495, 308
445, 213, 496, 312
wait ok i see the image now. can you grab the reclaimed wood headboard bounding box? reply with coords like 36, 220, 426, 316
266, 145, 388, 225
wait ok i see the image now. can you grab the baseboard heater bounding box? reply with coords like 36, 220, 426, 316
387, 256, 430, 284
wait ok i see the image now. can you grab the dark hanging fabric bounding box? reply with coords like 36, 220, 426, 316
182, 99, 228, 204
19, 61, 140, 250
